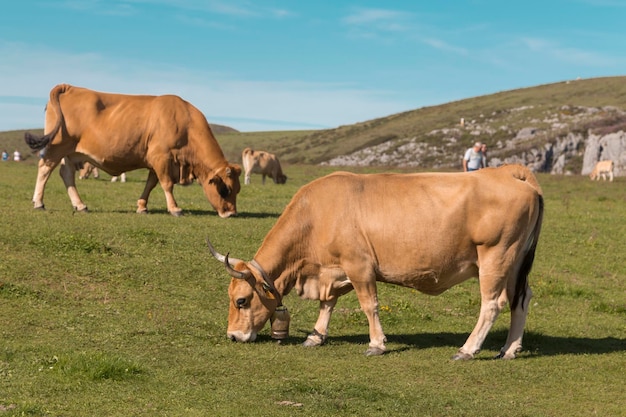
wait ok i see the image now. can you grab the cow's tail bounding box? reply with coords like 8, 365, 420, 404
511, 193, 544, 311
24, 84, 69, 151
241, 147, 253, 172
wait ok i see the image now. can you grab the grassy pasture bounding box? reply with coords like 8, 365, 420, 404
0, 161, 625, 416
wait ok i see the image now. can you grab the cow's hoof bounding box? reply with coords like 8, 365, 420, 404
451, 351, 473, 361
34, 205, 45, 211
364, 347, 385, 356
136, 209, 148, 214
74, 206, 88, 213
302, 338, 320, 347
170, 210, 183, 217
494, 350, 517, 360
303, 331, 326, 347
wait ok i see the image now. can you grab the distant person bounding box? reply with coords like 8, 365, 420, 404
1, 150, 8, 161
462, 142, 484, 172
13, 150, 22, 162
481, 143, 488, 168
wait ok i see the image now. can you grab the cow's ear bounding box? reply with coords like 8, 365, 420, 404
262, 282, 275, 299
227, 164, 242, 177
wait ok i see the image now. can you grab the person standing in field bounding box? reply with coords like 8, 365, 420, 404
462, 141, 484, 172
481, 143, 488, 168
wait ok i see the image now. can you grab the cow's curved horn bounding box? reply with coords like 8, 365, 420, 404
206, 237, 243, 266
224, 253, 249, 280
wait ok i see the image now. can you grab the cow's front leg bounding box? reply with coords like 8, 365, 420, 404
32, 158, 60, 209
303, 299, 337, 347
59, 158, 88, 212
151, 164, 182, 216
137, 170, 159, 214
160, 178, 182, 216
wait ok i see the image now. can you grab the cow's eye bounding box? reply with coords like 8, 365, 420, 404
236, 297, 247, 308
218, 183, 231, 198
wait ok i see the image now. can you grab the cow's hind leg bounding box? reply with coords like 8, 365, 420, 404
497, 285, 532, 359
453, 260, 508, 360
137, 170, 159, 214
59, 158, 88, 212
32, 158, 61, 210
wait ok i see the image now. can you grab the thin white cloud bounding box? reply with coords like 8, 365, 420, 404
0, 42, 412, 132
55, 0, 137, 16
124, 0, 292, 18
343, 7, 411, 32
343, 7, 471, 56
521, 37, 618, 67
421, 38, 468, 56
574, 0, 626, 6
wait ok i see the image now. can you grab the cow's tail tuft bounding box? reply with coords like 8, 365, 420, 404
24, 131, 52, 151
511, 194, 544, 310
23, 84, 69, 152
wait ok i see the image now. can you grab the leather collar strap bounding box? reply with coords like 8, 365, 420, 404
250, 259, 283, 306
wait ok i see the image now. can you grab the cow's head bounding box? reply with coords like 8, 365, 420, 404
276, 174, 288, 184
206, 239, 287, 342
205, 164, 241, 218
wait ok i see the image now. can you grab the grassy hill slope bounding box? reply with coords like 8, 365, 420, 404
3, 76, 626, 167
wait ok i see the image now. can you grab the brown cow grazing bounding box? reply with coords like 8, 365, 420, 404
589, 160, 614, 182
207, 164, 544, 359
242, 147, 287, 185
24, 84, 241, 217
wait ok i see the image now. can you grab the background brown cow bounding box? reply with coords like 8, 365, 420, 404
241, 147, 287, 185
24, 84, 241, 217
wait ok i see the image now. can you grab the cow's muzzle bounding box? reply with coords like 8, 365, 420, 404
226, 330, 257, 342
218, 210, 237, 218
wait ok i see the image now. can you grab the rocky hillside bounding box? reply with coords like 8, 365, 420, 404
286, 76, 626, 177
323, 103, 626, 177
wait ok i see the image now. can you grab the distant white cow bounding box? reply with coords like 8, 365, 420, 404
78, 162, 99, 179
590, 160, 614, 182
111, 173, 127, 183
79, 162, 126, 182
241, 147, 287, 185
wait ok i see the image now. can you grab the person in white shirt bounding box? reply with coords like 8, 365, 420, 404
462, 142, 484, 172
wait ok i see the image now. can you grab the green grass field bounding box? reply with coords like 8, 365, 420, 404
1, 161, 625, 416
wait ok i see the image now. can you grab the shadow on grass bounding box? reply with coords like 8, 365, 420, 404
258, 329, 626, 358
103, 208, 280, 218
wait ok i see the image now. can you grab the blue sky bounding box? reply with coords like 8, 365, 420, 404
1, 0, 625, 132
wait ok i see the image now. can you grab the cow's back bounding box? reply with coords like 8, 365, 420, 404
51, 86, 225, 173
273, 166, 542, 289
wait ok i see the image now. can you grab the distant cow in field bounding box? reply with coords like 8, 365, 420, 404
590, 160, 614, 182
242, 147, 287, 185
78, 162, 99, 180
79, 162, 127, 182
